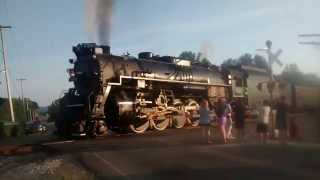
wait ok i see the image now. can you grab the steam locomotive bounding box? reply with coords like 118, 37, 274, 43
56, 43, 235, 137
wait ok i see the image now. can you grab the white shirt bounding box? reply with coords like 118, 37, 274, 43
258, 106, 271, 124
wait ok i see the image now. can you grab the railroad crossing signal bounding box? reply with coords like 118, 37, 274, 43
269, 49, 283, 67
257, 40, 283, 81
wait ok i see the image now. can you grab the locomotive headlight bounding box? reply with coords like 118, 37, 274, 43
227, 74, 232, 85
67, 68, 75, 77
95, 47, 103, 54
67, 68, 76, 81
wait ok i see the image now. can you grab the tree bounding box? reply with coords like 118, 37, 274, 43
178, 51, 196, 61
179, 51, 212, 65
279, 63, 320, 85
0, 98, 39, 123
238, 53, 253, 66
48, 99, 61, 122
200, 57, 211, 66
280, 64, 303, 84
222, 53, 269, 70
253, 55, 268, 69
222, 58, 239, 67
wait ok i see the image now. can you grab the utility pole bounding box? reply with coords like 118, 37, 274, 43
257, 40, 283, 101
17, 78, 27, 120
0, 25, 15, 123
257, 40, 283, 138
25, 98, 32, 121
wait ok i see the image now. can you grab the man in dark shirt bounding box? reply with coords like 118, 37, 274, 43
233, 99, 246, 141
276, 96, 288, 145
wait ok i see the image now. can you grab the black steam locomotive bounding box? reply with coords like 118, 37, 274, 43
56, 43, 234, 137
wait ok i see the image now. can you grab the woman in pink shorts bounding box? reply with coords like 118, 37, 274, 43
215, 98, 228, 144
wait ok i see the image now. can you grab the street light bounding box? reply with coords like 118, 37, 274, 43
0, 25, 15, 123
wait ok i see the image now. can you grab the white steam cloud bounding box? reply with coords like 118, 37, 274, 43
86, 0, 113, 45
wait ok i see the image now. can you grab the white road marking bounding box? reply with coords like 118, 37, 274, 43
42, 140, 74, 145
93, 152, 129, 178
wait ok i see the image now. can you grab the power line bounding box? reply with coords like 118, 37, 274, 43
298, 33, 320, 46
299, 42, 320, 46
298, 34, 320, 37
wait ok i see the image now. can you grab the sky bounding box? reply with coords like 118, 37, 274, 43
0, 0, 320, 106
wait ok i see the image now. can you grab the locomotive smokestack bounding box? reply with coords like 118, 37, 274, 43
85, 0, 113, 46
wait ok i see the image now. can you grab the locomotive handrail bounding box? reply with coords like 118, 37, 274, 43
108, 75, 231, 87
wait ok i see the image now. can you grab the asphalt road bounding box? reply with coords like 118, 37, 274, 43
44, 126, 320, 180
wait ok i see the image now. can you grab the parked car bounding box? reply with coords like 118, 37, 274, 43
24, 121, 47, 135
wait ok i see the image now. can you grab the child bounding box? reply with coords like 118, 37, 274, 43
226, 100, 235, 140
199, 99, 213, 144
257, 100, 271, 144
234, 99, 246, 142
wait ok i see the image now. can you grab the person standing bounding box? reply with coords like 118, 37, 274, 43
234, 99, 246, 141
226, 99, 235, 140
276, 96, 288, 145
199, 99, 213, 144
215, 98, 228, 144
256, 100, 271, 144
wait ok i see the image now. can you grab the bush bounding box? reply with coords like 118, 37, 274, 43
0, 122, 5, 138
0, 122, 24, 139
11, 124, 24, 137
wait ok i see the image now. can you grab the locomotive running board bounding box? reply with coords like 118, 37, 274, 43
66, 104, 84, 108
108, 75, 231, 87
118, 101, 153, 105
72, 133, 86, 137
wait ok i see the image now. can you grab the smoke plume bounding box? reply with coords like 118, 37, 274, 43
199, 41, 214, 60
86, 0, 113, 45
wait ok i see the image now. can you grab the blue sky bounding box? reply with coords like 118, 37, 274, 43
0, 0, 320, 106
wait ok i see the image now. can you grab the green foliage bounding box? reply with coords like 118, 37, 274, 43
48, 98, 61, 122
279, 63, 320, 86
179, 51, 212, 65
280, 64, 302, 84
0, 97, 39, 138
253, 55, 268, 69
0, 122, 5, 138
223, 53, 320, 86
238, 53, 253, 66
0, 98, 26, 122
178, 51, 196, 61
0, 98, 11, 122
200, 57, 211, 66
13, 99, 27, 123
0, 122, 22, 139
222, 58, 238, 66
10, 98, 38, 123
10, 124, 24, 137
222, 53, 268, 70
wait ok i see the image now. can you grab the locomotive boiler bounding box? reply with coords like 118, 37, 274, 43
57, 43, 232, 137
